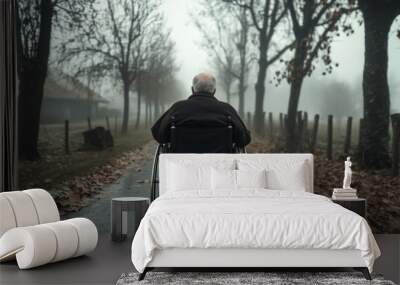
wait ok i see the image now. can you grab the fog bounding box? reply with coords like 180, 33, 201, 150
163, 0, 400, 117
47, 0, 400, 119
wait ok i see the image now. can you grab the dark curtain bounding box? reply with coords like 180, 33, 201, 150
0, 0, 18, 192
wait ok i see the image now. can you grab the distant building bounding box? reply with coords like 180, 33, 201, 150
40, 71, 109, 124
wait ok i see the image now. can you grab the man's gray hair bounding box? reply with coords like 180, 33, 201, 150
192, 72, 216, 94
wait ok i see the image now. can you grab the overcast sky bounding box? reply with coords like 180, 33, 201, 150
162, 0, 400, 114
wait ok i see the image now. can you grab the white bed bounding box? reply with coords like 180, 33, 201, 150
131, 154, 380, 280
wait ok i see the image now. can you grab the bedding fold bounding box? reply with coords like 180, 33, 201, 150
131, 190, 380, 273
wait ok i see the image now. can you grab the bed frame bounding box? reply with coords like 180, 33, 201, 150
139, 248, 370, 280
141, 154, 372, 281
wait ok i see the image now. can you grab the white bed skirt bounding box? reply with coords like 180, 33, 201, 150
148, 248, 366, 268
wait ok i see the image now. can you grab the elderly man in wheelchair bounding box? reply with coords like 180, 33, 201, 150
151, 72, 251, 154
150, 72, 251, 201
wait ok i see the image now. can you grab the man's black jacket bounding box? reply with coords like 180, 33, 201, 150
151, 92, 251, 147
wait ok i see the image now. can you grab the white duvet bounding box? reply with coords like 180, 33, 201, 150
131, 190, 380, 273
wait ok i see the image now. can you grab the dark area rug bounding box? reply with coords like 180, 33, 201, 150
116, 272, 396, 285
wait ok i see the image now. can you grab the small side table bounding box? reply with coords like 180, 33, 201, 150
111, 197, 149, 242
332, 198, 366, 218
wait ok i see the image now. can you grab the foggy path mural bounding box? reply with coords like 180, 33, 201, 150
17, 0, 400, 233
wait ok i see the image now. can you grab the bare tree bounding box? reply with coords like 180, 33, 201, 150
235, 6, 253, 117
225, 0, 294, 135
60, 0, 161, 134
358, 0, 400, 168
134, 69, 143, 129
142, 44, 178, 119
132, 32, 149, 129
280, 0, 355, 151
216, 56, 235, 105
194, 1, 253, 117
193, 1, 237, 105
16, 0, 94, 160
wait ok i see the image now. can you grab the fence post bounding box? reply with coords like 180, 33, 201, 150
65, 120, 70, 154
297, 111, 302, 125
284, 114, 288, 136
268, 112, 274, 138
344, 116, 353, 156
279, 113, 283, 135
303, 112, 308, 132
391, 114, 400, 176
297, 111, 303, 134
297, 111, 304, 152
327, 115, 333, 160
303, 112, 309, 148
262, 111, 266, 137
310, 114, 319, 153
106, 116, 110, 130
87, 117, 92, 130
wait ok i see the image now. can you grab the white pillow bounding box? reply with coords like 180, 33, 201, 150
166, 159, 235, 192
237, 159, 307, 191
266, 167, 306, 191
237, 169, 267, 189
211, 169, 267, 190
211, 168, 236, 190
168, 162, 211, 191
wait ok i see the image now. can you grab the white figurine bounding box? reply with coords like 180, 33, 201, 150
343, 156, 352, 189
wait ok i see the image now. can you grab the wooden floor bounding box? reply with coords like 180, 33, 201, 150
0, 234, 399, 285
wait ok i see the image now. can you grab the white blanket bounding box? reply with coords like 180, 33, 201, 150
131, 190, 380, 273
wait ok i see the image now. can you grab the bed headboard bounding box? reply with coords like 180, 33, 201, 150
158, 153, 314, 196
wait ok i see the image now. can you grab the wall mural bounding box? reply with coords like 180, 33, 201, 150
17, 0, 400, 233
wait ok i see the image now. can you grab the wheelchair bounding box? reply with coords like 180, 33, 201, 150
150, 116, 246, 202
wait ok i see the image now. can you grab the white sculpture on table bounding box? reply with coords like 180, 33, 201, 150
343, 156, 352, 189
332, 157, 357, 199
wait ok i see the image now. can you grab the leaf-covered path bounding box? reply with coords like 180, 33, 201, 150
63, 152, 154, 233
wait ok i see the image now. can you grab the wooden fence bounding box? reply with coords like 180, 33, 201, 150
63, 112, 400, 176
246, 111, 400, 176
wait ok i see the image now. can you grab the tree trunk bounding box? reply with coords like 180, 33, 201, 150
149, 103, 152, 124
253, 36, 268, 135
17, 0, 53, 160
135, 81, 141, 129
226, 86, 231, 105
238, 76, 245, 118
18, 70, 44, 160
286, 41, 307, 152
237, 7, 248, 118
286, 78, 304, 152
121, 80, 130, 134
238, 43, 246, 118
144, 101, 149, 127
359, 3, 397, 168
222, 68, 232, 105
154, 92, 160, 119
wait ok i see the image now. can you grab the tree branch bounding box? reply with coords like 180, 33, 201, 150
107, 0, 125, 65
267, 40, 294, 65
